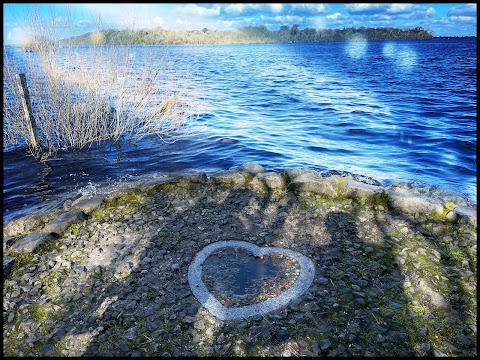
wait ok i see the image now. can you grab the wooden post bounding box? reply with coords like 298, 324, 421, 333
15, 73, 41, 149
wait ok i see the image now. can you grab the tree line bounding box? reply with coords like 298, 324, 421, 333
59, 25, 433, 46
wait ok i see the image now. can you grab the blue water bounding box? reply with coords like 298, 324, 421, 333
3, 39, 477, 221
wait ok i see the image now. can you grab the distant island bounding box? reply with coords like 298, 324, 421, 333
59, 25, 434, 46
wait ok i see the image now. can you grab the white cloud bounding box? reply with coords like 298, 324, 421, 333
327, 12, 342, 20
447, 3, 476, 17
387, 4, 415, 14
290, 4, 330, 14
449, 15, 477, 23
269, 4, 283, 13
345, 4, 388, 13
223, 3, 261, 15
274, 15, 304, 23
172, 3, 220, 17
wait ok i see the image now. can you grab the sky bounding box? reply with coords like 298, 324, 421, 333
3, 3, 477, 45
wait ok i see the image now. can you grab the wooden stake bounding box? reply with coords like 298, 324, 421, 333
15, 73, 41, 149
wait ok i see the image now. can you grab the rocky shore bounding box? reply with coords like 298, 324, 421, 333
3, 163, 477, 356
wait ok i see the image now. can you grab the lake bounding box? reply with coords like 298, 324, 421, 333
3, 39, 477, 221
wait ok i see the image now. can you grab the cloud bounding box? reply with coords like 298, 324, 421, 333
344, 4, 389, 15
171, 3, 221, 17
223, 4, 263, 16
269, 4, 283, 13
387, 4, 416, 14
448, 15, 477, 23
273, 15, 305, 24
345, 3, 435, 18
447, 3, 477, 17
288, 4, 330, 15
327, 12, 342, 20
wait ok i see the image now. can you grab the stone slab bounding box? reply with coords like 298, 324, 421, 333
43, 210, 86, 234
386, 189, 444, 215
212, 171, 248, 188
9, 232, 54, 254
249, 172, 286, 192
71, 195, 105, 214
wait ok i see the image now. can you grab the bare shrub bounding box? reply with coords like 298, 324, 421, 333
3, 5, 204, 160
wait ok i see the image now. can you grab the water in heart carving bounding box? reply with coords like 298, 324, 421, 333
188, 240, 315, 320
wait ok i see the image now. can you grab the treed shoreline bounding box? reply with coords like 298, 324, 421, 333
57, 25, 434, 46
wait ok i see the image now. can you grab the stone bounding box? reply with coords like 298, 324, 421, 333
239, 162, 265, 175
344, 179, 385, 203
3, 237, 16, 250
288, 172, 339, 197
42, 344, 55, 356
433, 349, 447, 357
417, 279, 448, 309
303, 292, 315, 301
71, 195, 105, 214
284, 169, 316, 182
455, 334, 471, 345
317, 277, 329, 285
249, 172, 286, 192
319, 338, 331, 351
364, 246, 374, 254
212, 171, 248, 188
453, 206, 477, 228
4, 254, 17, 275
3, 212, 57, 238
386, 188, 444, 216
185, 306, 198, 316
43, 211, 86, 234
420, 343, 430, 352
7, 312, 15, 323
194, 320, 205, 330
9, 232, 54, 254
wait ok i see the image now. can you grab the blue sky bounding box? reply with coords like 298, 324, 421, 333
3, 3, 477, 45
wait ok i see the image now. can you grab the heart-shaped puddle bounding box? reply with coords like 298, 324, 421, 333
188, 240, 315, 320
202, 247, 301, 307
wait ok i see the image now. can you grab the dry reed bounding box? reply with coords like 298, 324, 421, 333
3, 36, 203, 160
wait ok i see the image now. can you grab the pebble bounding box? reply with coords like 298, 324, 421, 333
194, 320, 205, 330
3, 174, 476, 357
317, 277, 329, 285
420, 343, 430, 351
7, 313, 15, 323
456, 334, 471, 345
319, 339, 331, 351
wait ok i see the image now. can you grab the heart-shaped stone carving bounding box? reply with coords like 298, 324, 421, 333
188, 240, 315, 320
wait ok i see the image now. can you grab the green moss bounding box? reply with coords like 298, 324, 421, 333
5, 249, 35, 270
36, 238, 64, 254
334, 176, 349, 199
431, 201, 457, 221
39, 269, 66, 296
66, 223, 81, 236
53, 339, 68, 356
